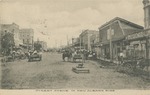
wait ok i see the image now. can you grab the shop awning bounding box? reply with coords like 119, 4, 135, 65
126, 29, 150, 41
100, 37, 125, 46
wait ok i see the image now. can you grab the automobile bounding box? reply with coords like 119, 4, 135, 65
28, 51, 42, 62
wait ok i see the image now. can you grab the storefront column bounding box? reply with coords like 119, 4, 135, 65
146, 37, 149, 59
146, 37, 150, 74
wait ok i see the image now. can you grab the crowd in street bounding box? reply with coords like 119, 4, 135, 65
61, 48, 97, 62
0, 48, 43, 63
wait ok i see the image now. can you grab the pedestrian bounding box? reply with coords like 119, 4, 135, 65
115, 51, 125, 72
82, 50, 86, 63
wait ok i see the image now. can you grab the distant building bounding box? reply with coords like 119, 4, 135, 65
40, 41, 47, 51
79, 29, 98, 51
0, 23, 23, 55
90, 31, 100, 58
72, 37, 80, 49
19, 28, 34, 48
90, 31, 99, 50
35, 41, 47, 51
0, 23, 22, 47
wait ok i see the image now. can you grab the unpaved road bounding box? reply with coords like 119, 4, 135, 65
1, 53, 150, 89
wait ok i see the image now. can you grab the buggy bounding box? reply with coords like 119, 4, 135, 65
28, 52, 42, 62
72, 54, 82, 62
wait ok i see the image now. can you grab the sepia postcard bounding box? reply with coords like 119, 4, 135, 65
0, 0, 150, 95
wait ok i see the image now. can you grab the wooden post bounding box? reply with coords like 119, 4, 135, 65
146, 36, 149, 77
109, 27, 113, 62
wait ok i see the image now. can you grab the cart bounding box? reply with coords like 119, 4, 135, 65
72, 54, 82, 62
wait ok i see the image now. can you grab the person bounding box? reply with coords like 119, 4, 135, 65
115, 51, 125, 72
119, 51, 125, 64
12, 50, 16, 61
62, 50, 66, 61
82, 50, 86, 63
92, 52, 96, 60
68, 50, 72, 62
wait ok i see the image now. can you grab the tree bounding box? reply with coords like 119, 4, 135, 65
1, 32, 15, 55
34, 42, 42, 51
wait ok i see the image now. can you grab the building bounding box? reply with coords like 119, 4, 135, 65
90, 31, 100, 58
40, 41, 47, 51
79, 29, 98, 51
143, 0, 150, 29
19, 28, 34, 49
0, 25, 2, 55
72, 37, 80, 50
0, 23, 23, 55
0, 23, 22, 47
90, 31, 99, 51
124, 0, 150, 60
99, 17, 144, 62
35, 41, 47, 51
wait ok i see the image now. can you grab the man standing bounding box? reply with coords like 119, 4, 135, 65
119, 51, 125, 64
115, 51, 125, 72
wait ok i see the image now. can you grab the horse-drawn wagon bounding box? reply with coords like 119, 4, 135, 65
28, 51, 42, 62
72, 54, 82, 62
116, 58, 149, 74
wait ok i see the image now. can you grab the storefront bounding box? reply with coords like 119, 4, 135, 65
125, 30, 150, 59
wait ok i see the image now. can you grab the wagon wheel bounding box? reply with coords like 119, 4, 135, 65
124, 63, 134, 74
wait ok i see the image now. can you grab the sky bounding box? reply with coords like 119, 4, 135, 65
0, 0, 144, 48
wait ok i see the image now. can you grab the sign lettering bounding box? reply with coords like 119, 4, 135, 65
126, 31, 147, 40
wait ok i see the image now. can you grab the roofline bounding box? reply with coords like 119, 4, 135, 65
98, 17, 144, 30
1, 23, 19, 27
79, 29, 98, 36
20, 28, 33, 30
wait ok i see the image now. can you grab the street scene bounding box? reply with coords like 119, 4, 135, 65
1, 52, 150, 89
0, 0, 150, 90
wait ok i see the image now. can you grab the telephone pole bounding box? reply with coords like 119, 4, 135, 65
67, 35, 69, 46
109, 26, 113, 62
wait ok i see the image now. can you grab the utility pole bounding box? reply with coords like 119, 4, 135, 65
67, 35, 69, 46
80, 37, 81, 50
55, 40, 57, 48
32, 36, 34, 50
109, 26, 113, 62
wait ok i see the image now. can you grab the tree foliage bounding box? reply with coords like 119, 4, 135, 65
34, 42, 42, 51
1, 32, 15, 55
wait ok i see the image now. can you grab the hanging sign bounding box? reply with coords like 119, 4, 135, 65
126, 31, 147, 40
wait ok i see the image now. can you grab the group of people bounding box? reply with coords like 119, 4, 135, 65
62, 49, 97, 62
1, 48, 27, 62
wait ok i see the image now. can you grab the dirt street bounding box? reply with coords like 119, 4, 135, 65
1, 53, 150, 89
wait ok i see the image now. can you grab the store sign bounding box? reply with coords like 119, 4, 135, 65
130, 41, 140, 45
107, 29, 114, 40
126, 31, 147, 40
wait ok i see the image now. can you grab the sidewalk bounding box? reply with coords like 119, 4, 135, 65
93, 57, 150, 77
97, 57, 119, 64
